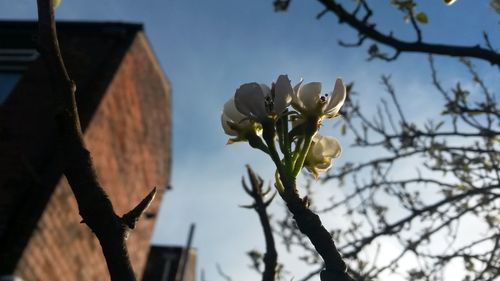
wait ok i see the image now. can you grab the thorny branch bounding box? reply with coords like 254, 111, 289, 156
36, 1, 156, 280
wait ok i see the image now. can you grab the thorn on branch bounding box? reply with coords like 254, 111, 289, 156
239, 203, 257, 209
122, 187, 157, 230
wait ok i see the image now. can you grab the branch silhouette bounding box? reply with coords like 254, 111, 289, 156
274, 0, 500, 65
36, 1, 156, 280
241, 165, 278, 281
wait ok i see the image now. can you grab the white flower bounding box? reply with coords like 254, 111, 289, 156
221, 97, 259, 143
304, 134, 341, 179
234, 75, 292, 121
292, 78, 346, 119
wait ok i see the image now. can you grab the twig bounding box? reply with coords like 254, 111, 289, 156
216, 263, 233, 281
242, 166, 278, 281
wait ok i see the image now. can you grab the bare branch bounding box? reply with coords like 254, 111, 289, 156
36, 1, 156, 280
315, 0, 500, 65
242, 165, 278, 281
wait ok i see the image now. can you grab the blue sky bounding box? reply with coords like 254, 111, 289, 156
1, 1, 498, 280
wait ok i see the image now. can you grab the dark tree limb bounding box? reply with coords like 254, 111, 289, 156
242, 166, 278, 281
36, 1, 156, 280
280, 186, 355, 281
315, 0, 500, 65
243, 166, 356, 281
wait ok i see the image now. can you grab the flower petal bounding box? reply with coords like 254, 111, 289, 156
293, 79, 303, 94
315, 162, 332, 170
324, 79, 346, 116
223, 97, 246, 122
291, 79, 304, 110
318, 136, 341, 158
221, 114, 238, 136
305, 166, 321, 179
235, 83, 267, 118
298, 82, 322, 112
273, 75, 292, 114
259, 83, 271, 97
304, 134, 341, 178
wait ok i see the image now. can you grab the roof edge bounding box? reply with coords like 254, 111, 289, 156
0, 20, 143, 31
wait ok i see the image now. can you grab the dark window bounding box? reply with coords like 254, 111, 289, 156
0, 48, 38, 104
0, 72, 21, 104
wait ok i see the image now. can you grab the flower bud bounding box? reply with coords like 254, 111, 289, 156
304, 134, 341, 179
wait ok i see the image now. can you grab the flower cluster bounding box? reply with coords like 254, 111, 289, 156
221, 74, 346, 188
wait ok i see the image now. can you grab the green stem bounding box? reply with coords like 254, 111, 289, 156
276, 116, 287, 158
262, 120, 297, 190
281, 113, 292, 171
274, 170, 285, 194
262, 122, 287, 180
291, 137, 304, 166
292, 133, 313, 176
268, 140, 288, 181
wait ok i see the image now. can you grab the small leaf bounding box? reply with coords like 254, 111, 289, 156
341, 124, 347, 135
416, 12, 429, 24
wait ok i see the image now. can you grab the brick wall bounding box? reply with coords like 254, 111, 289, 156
14, 32, 171, 281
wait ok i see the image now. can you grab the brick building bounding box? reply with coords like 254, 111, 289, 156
0, 22, 171, 280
